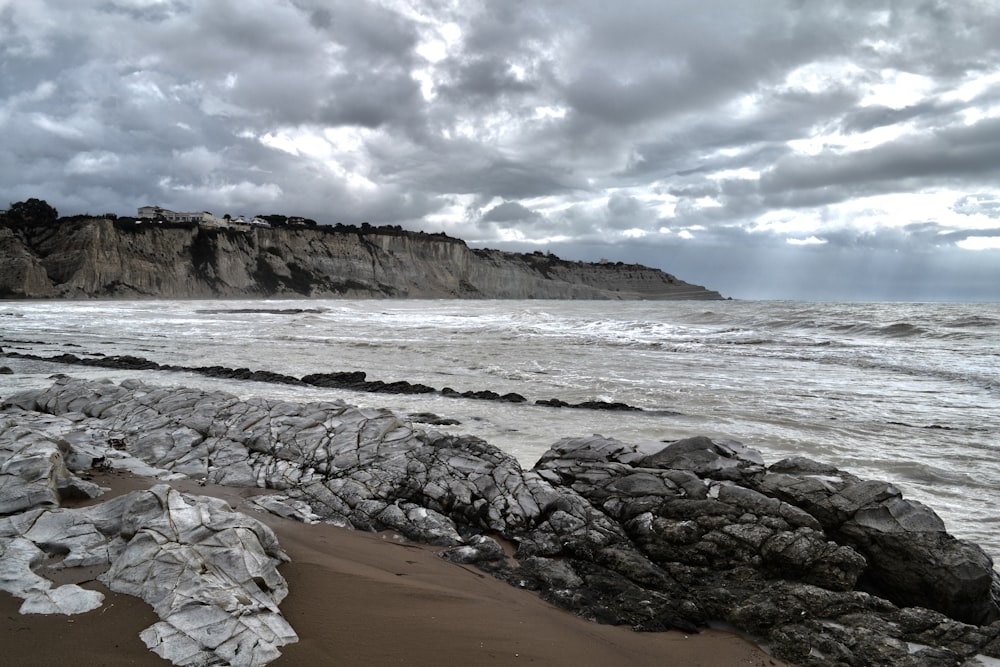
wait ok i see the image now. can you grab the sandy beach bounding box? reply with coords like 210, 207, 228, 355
1, 471, 784, 666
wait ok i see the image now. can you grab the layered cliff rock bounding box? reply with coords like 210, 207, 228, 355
0, 219, 722, 299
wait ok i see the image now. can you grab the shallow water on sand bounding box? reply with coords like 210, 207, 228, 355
2, 299, 998, 555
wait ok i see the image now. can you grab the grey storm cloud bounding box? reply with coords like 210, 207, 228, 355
482, 201, 539, 223
2, 0, 999, 299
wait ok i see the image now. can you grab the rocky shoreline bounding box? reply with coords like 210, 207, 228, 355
2, 377, 1000, 666
2, 347, 647, 412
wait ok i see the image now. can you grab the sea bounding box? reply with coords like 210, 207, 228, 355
1, 299, 998, 558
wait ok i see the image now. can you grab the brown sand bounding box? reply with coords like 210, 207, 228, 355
2, 472, 785, 666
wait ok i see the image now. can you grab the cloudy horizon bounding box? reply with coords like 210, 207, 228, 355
2, 0, 999, 301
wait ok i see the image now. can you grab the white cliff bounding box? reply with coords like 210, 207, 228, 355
0, 218, 723, 299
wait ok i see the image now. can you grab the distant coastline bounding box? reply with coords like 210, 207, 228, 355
0, 216, 723, 300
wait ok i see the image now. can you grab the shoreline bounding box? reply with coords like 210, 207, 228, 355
2, 470, 783, 666
5, 372, 998, 665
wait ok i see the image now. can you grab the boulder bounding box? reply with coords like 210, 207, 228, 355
757, 456, 1000, 625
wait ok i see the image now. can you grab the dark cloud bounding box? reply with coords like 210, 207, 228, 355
482, 201, 539, 223
2, 0, 1000, 299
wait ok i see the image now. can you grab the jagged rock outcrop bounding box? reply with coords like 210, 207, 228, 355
3, 377, 1000, 666
0, 408, 297, 666
0, 218, 722, 299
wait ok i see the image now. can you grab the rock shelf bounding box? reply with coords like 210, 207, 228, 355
2, 377, 999, 666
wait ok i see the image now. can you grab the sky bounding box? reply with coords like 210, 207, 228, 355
2, 0, 1000, 301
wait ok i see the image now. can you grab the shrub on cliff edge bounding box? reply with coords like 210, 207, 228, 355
3, 198, 58, 226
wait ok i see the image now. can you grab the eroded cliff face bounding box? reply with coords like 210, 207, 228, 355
0, 219, 723, 299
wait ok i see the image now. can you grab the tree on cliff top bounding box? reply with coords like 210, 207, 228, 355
4, 198, 58, 226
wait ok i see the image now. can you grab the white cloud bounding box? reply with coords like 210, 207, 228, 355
66, 151, 120, 174
786, 235, 827, 245
957, 236, 1000, 250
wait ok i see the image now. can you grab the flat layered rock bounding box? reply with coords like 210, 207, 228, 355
0, 404, 297, 666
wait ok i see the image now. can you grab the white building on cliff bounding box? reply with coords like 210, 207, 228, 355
137, 206, 228, 227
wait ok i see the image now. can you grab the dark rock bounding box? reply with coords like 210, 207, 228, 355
0, 366, 11, 374
407, 412, 461, 426
534, 398, 641, 411
94, 354, 162, 370
572, 400, 641, 411
535, 398, 570, 408
301, 371, 368, 387
756, 456, 1000, 626
641, 435, 766, 482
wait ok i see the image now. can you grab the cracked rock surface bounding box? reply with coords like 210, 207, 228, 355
0, 392, 297, 666
3, 377, 1000, 667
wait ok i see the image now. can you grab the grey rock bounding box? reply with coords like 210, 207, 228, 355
440, 535, 507, 564
756, 456, 999, 625
641, 435, 766, 482
101, 485, 296, 666
0, 408, 299, 667
5, 378, 1000, 667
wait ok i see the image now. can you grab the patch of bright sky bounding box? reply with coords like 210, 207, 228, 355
259, 126, 376, 191
860, 69, 935, 109
413, 21, 462, 100
781, 62, 932, 155
261, 128, 329, 158
749, 211, 819, 236
707, 167, 760, 181
413, 68, 436, 100
427, 193, 476, 229
941, 70, 1000, 125
723, 93, 760, 120
453, 110, 519, 143
786, 235, 827, 245
783, 60, 864, 95
940, 68, 1000, 104
693, 196, 722, 209
842, 190, 1000, 231
957, 236, 1000, 250
534, 106, 567, 120
622, 228, 647, 238
787, 121, 915, 156
487, 227, 530, 243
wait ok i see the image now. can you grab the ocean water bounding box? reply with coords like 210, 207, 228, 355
1, 299, 998, 557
